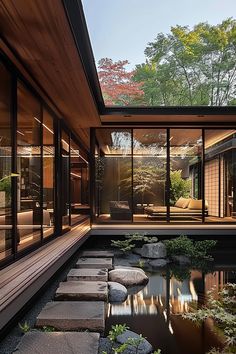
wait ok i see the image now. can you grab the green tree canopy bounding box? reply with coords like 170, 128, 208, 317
133, 18, 236, 106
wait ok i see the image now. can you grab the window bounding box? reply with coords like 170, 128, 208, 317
43, 108, 55, 237
17, 83, 42, 250
0, 63, 12, 260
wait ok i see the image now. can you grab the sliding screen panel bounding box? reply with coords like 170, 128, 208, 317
205, 129, 236, 223
133, 129, 167, 222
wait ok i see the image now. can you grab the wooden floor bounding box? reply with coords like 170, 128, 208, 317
95, 214, 235, 223
0, 219, 90, 332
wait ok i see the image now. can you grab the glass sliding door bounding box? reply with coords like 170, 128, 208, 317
70, 139, 90, 225
205, 129, 236, 223
95, 129, 132, 223
42, 108, 55, 237
169, 129, 203, 222
133, 129, 167, 222
17, 83, 42, 250
61, 128, 70, 230
0, 63, 12, 260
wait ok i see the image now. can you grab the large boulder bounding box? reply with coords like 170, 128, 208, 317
140, 242, 166, 259
148, 259, 168, 268
108, 282, 128, 303
98, 331, 153, 354
116, 330, 153, 354
109, 267, 148, 287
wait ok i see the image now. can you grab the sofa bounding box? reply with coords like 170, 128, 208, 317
145, 197, 208, 218
109, 201, 132, 220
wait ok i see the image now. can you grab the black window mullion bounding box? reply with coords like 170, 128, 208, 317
131, 129, 134, 223
40, 103, 43, 242
166, 128, 170, 223
11, 74, 17, 257
202, 129, 205, 223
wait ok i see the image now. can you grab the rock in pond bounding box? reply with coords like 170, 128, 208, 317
98, 330, 153, 354
109, 267, 148, 286
140, 242, 166, 259
116, 330, 153, 354
148, 259, 168, 268
108, 281, 128, 303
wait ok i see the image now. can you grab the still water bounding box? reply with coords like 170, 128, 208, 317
106, 267, 236, 354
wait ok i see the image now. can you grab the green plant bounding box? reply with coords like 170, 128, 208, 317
138, 259, 145, 268
164, 235, 217, 261
111, 232, 158, 254
18, 321, 30, 334
42, 325, 55, 332
108, 324, 129, 342
183, 283, 236, 353
0, 177, 11, 204
170, 170, 191, 204
103, 323, 161, 354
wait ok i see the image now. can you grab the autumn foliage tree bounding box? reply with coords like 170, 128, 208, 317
97, 58, 144, 106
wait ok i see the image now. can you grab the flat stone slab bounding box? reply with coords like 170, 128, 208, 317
79, 250, 114, 258
36, 301, 105, 332
76, 257, 113, 270
67, 268, 108, 282
55, 281, 108, 301
13, 332, 100, 354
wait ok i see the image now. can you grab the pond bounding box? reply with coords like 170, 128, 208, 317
105, 266, 236, 354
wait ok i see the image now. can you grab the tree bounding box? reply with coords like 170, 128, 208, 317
97, 58, 144, 106
133, 18, 236, 106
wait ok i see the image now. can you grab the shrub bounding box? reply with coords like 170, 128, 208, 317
183, 283, 236, 353
164, 235, 217, 260
111, 232, 158, 254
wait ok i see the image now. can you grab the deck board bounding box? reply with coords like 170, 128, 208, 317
0, 219, 90, 332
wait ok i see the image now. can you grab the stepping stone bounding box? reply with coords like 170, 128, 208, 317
13, 331, 100, 354
76, 257, 113, 270
79, 250, 114, 258
67, 268, 108, 282
36, 301, 105, 332
55, 281, 108, 301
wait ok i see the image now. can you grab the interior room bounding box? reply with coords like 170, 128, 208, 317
94, 127, 236, 224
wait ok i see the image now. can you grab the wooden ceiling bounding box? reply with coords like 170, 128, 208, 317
0, 0, 101, 148
0, 0, 235, 150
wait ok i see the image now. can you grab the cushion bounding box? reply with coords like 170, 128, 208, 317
174, 197, 191, 209
188, 199, 207, 210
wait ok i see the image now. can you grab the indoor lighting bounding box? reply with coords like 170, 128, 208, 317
17, 130, 25, 136
70, 172, 81, 178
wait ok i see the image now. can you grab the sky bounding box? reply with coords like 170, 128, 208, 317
81, 0, 236, 69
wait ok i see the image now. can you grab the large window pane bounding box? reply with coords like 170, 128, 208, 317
133, 129, 167, 222
205, 129, 236, 223
43, 108, 54, 237
95, 129, 132, 223
17, 83, 42, 250
70, 139, 90, 225
0, 63, 12, 260
170, 129, 203, 223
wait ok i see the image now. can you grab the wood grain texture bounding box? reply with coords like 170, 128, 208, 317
0, 0, 101, 148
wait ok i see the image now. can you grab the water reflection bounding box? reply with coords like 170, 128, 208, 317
106, 268, 236, 354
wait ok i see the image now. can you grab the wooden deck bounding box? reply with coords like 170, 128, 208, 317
0, 219, 90, 332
